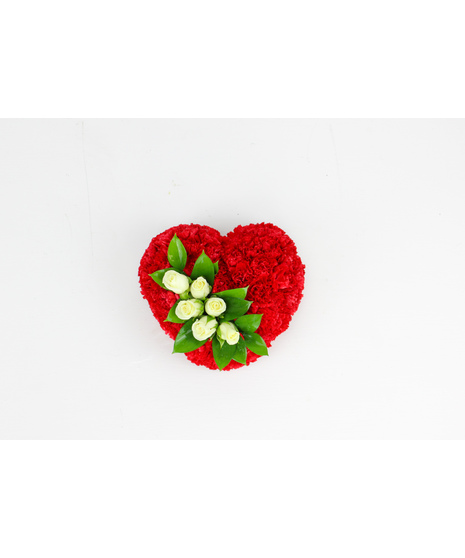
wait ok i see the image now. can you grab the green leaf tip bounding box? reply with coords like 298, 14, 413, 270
234, 314, 263, 334
172, 318, 209, 353
242, 332, 268, 356
167, 234, 187, 272
191, 251, 215, 286
150, 268, 171, 289
232, 336, 247, 364
215, 287, 249, 299
220, 297, 253, 321
212, 335, 237, 370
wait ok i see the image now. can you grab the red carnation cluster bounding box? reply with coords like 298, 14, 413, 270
139, 223, 305, 371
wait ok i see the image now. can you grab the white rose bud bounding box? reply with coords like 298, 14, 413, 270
204, 297, 227, 317
218, 321, 240, 345
192, 315, 218, 341
175, 299, 204, 321
162, 270, 190, 294
190, 276, 211, 299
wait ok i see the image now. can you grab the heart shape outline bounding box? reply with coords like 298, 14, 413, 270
139, 223, 305, 370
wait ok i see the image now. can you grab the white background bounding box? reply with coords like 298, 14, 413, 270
1, 2, 465, 556
1, 118, 465, 439
1, 3, 465, 556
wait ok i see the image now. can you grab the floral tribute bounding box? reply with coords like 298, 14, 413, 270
139, 223, 305, 371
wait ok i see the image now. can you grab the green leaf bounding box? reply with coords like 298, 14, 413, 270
191, 251, 215, 286
214, 287, 248, 299
221, 296, 252, 320
233, 336, 247, 364
173, 318, 209, 353
242, 332, 268, 356
165, 301, 185, 323
149, 268, 170, 288
212, 335, 237, 370
213, 261, 219, 274
234, 314, 263, 333
167, 234, 187, 271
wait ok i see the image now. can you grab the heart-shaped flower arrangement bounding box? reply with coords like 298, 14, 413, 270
139, 223, 305, 370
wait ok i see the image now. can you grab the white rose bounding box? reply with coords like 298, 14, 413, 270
175, 299, 204, 321
204, 297, 227, 317
190, 276, 211, 299
218, 322, 240, 345
192, 315, 218, 341
162, 270, 190, 294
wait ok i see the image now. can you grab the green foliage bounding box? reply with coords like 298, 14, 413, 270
212, 335, 237, 370
167, 234, 187, 271
233, 336, 247, 364
215, 287, 248, 299
149, 268, 170, 288
234, 314, 262, 333
165, 300, 185, 323
221, 297, 253, 320
173, 319, 208, 353
191, 251, 215, 286
242, 332, 268, 356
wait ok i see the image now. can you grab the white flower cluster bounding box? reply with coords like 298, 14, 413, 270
162, 271, 239, 344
